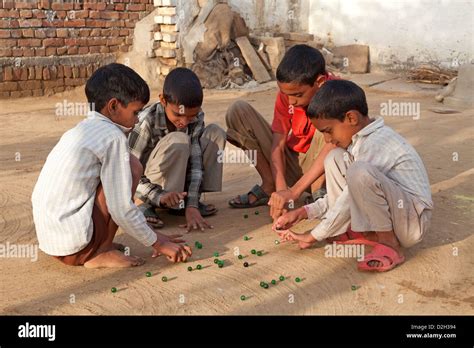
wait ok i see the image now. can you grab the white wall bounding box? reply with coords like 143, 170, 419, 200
227, 0, 309, 33
308, 0, 473, 69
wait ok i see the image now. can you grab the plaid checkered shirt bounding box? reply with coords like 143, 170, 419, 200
128, 102, 205, 209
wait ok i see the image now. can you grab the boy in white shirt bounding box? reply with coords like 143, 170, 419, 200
32, 63, 192, 268
273, 80, 432, 272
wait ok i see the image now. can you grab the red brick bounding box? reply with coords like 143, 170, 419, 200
106, 37, 123, 46
34, 66, 42, 79
20, 48, 35, 57
0, 19, 19, 28
37, 0, 51, 10
54, 10, 67, 19
34, 47, 45, 56
14, 2, 36, 9
0, 48, 12, 57
21, 28, 34, 37
0, 29, 10, 38
68, 10, 89, 19
109, 45, 119, 53
72, 67, 79, 78
51, 2, 74, 11
43, 38, 64, 47
56, 28, 68, 37
17, 38, 41, 47
13, 67, 28, 81
4, 67, 13, 81
109, 29, 119, 37
42, 67, 50, 80
45, 47, 56, 56
67, 46, 78, 55
32, 9, 46, 19
78, 46, 89, 54
89, 46, 100, 53
78, 28, 91, 37
63, 65, 72, 77
100, 11, 119, 20
32, 89, 44, 97
28, 67, 35, 79
114, 4, 125, 11
19, 19, 42, 27
85, 19, 105, 27
0, 81, 18, 92
63, 19, 85, 27
10, 29, 21, 38
119, 12, 129, 20
105, 20, 124, 28
34, 28, 46, 38
0, 38, 16, 47
57, 47, 67, 55
127, 4, 146, 11
19, 10, 32, 18
119, 29, 129, 36
88, 37, 106, 46
0, 9, 19, 18
18, 80, 41, 90
90, 28, 101, 36
83, 2, 107, 11
99, 46, 109, 53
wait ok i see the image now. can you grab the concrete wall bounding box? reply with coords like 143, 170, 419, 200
307, 0, 473, 70
227, 0, 308, 33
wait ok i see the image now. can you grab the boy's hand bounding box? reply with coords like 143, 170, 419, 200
276, 229, 316, 249
151, 237, 192, 263
269, 189, 297, 220
159, 191, 187, 208
272, 207, 307, 231
180, 207, 214, 232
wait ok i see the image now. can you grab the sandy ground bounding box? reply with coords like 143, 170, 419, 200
0, 76, 473, 315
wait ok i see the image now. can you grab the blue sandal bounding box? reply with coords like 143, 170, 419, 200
228, 184, 270, 208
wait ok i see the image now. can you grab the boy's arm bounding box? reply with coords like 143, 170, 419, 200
309, 186, 351, 241
271, 132, 289, 191
290, 142, 335, 197
100, 136, 157, 247
185, 114, 205, 209
128, 111, 153, 164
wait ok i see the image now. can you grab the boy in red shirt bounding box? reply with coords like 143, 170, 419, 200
226, 44, 337, 219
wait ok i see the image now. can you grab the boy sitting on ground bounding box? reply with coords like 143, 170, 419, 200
226, 44, 338, 220
32, 63, 192, 268
129, 68, 226, 232
273, 80, 433, 272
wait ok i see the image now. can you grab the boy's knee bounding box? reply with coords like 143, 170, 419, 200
324, 148, 347, 170
225, 100, 252, 127
346, 161, 377, 188
130, 154, 143, 179
202, 123, 226, 143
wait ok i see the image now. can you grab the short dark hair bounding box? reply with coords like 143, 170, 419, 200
163, 67, 203, 108
85, 63, 150, 112
276, 44, 326, 86
307, 80, 369, 121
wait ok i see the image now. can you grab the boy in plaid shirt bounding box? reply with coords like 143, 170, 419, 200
129, 68, 226, 232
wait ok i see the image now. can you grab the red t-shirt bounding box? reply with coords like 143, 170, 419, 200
271, 73, 338, 153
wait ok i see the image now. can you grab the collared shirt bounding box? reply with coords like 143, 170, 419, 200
128, 102, 205, 208
32, 111, 157, 256
305, 117, 433, 241
271, 73, 338, 153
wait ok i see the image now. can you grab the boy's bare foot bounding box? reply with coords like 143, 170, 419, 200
363, 231, 404, 268
84, 249, 145, 268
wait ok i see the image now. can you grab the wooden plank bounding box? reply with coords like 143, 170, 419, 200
235, 36, 271, 83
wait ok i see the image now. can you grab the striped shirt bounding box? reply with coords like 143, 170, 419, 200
305, 117, 433, 240
32, 111, 157, 256
128, 102, 205, 208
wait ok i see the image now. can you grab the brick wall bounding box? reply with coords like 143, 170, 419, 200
0, 0, 155, 98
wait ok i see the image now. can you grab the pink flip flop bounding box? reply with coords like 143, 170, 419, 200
338, 239, 406, 272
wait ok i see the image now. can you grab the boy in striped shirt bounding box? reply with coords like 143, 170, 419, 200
273, 80, 432, 272
32, 63, 192, 268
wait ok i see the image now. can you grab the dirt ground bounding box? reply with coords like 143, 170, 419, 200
0, 76, 473, 315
